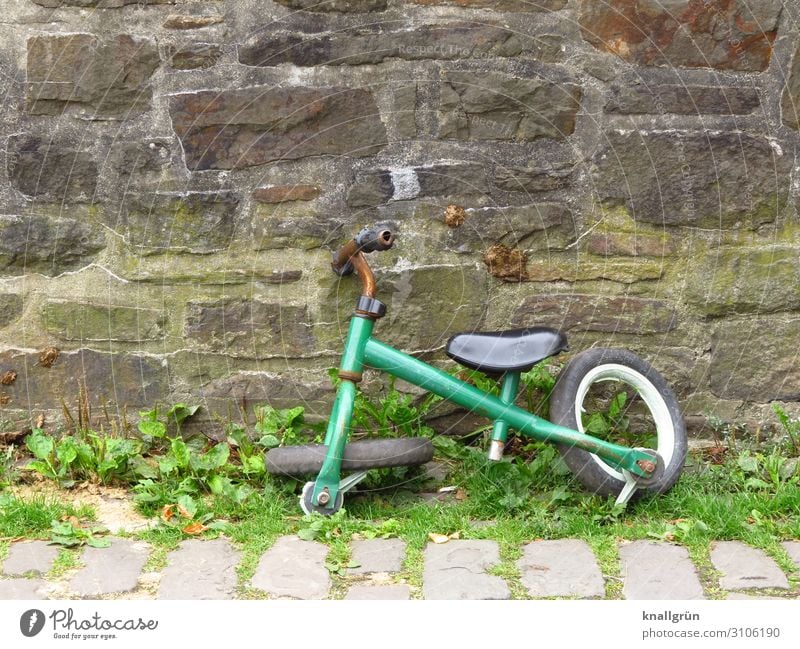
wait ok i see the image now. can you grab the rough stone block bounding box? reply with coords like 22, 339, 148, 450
274, 0, 387, 10
199, 371, 334, 421
2, 541, 59, 576
253, 185, 321, 204
0, 348, 169, 411
44, 300, 166, 342
686, 246, 800, 316
0, 294, 23, 328
158, 539, 240, 599
33, 0, 174, 6
0, 214, 105, 276
436, 204, 571, 254
439, 70, 581, 141
239, 23, 527, 67
709, 318, 800, 402
580, 0, 781, 72
26, 33, 159, 118
251, 536, 330, 599
184, 299, 315, 358
593, 131, 790, 228
163, 14, 224, 29
494, 160, 574, 193
341, 265, 488, 351
423, 540, 510, 600
347, 163, 489, 207
781, 47, 800, 129
606, 84, 761, 115
7, 135, 97, 201
110, 191, 239, 254
587, 232, 675, 258
517, 539, 605, 598
619, 541, 705, 600
166, 43, 222, 70
348, 539, 406, 575
710, 541, 790, 590
513, 294, 677, 334
169, 86, 386, 170
251, 204, 343, 251
410, 0, 566, 10
69, 539, 149, 596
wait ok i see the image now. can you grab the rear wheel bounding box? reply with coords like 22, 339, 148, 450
549, 348, 687, 498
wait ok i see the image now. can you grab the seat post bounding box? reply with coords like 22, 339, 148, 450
488, 372, 521, 460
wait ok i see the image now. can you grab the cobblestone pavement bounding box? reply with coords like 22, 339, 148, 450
1, 537, 798, 600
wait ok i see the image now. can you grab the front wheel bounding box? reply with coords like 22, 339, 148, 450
549, 348, 687, 498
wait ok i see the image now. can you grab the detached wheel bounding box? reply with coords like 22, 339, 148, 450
549, 348, 687, 498
300, 481, 343, 516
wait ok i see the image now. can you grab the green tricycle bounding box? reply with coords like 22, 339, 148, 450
266, 225, 687, 515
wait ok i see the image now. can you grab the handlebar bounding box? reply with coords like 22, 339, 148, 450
331, 225, 395, 298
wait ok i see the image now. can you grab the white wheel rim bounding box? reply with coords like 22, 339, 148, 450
573, 363, 675, 481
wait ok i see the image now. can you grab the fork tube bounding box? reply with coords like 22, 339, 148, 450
314, 315, 374, 507
363, 337, 654, 477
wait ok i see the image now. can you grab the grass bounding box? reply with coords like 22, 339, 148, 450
113, 446, 795, 599
0, 492, 95, 539
1, 403, 799, 600
46, 548, 82, 580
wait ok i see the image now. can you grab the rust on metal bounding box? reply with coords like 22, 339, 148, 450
0, 370, 17, 385
350, 253, 376, 298
331, 238, 359, 273
637, 459, 657, 473
338, 370, 363, 383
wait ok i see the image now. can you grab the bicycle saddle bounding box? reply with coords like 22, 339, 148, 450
446, 327, 568, 374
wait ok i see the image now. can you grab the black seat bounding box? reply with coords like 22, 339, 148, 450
446, 327, 568, 374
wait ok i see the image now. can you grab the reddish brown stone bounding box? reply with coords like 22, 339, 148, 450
163, 14, 224, 29
252, 185, 321, 204
169, 86, 386, 170
579, 0, 781, 72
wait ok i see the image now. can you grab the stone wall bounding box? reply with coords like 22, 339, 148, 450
1, 0, 799, 435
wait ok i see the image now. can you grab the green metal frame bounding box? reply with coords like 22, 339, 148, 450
311, 313, 657, 509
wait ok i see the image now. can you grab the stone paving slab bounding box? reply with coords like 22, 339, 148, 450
251, 535, 330, 599
710, 541, 789, 590
345, 584, 411, 600
69, 539, 150, 597
619, 541, 705, 600
423, 540, 509, 600
0, 578, 48, 599
518, 539, 605, 598
348, 538, 406, 575
781, 541, 800, 571
158, 538, 240, 600
2, 541, 59, 576
726, 592, 784, 600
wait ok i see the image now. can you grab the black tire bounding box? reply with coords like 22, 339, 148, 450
266, 437, 434, 476
549, 348, 687, 498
